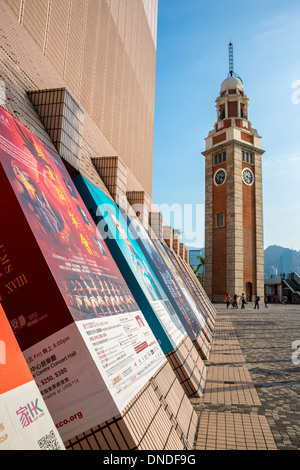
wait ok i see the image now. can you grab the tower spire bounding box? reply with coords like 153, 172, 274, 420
227, 41, 243, 82
229, 42, 234, 77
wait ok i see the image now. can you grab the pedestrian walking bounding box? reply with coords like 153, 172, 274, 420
254, 294, 260, 309
225, 293, 231, 309
264, 294, 268, 308
240, 293, 246, 309
232, 293, 238, 309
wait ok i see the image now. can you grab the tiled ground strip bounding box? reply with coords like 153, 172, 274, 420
208, 341, 246, 364
192, 311, 277, 450
195, 411, 277, 450
201, 366, 261, 405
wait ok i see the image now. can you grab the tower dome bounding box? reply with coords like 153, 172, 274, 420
220, 75, 244, 93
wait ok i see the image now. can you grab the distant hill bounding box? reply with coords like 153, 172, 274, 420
187, 245, 300, 277
264, 245, 300, 276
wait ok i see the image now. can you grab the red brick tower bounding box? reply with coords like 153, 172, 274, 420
202, 43, 265, 303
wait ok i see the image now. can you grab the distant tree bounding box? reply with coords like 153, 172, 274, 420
173, 228, 182, 237
191, 255, 205, 285
191, 264, 203, 285
196, 255, 205, 271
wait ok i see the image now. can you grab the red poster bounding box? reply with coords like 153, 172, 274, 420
0, 108, 140, 346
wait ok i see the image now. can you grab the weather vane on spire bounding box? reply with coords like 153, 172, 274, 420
228, 41, 243, 82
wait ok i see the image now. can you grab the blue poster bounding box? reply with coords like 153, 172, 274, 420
127, 215, 211, 340
73, 175, 187, 354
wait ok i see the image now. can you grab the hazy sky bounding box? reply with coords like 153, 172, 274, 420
152, 0, 300, 250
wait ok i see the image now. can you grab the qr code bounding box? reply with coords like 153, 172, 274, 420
38, 430, 62, 450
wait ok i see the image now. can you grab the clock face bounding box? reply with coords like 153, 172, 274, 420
242, 168, 254, 186
214, 169, 226, 186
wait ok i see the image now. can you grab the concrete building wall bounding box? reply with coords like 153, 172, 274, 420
1, 0, 157, 197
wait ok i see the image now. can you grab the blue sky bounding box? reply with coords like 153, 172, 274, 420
152, 0, 300, 250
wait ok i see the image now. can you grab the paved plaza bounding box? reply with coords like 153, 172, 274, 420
191, 302, 300, 450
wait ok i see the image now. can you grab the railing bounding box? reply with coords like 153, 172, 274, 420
291, 272, 300, 286
283, 278, 300, 294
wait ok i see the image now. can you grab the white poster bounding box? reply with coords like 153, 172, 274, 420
24, 320, 165, 441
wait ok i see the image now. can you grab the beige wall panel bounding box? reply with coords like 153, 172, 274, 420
102, 7, 115, 140
92, 0, 109, 129
110, 0, 119, 26
79, 1, 101, 113
114, 48, 125, 154
126, 65, 135, 169
142, 0, 158, 47
135, 5, 143, 86
117, 0, 126, 43
22, 0, 49, 49
2, 0, 156, 197
139, 19, 148, 103
64, 0, 87, 96
124, 0, 133, 57
119, 49, 130, 157
130, 0, 139, 72
5, 0, 21, 19
114, 36, 125, 151
45, 0, 69, 76
103, 17, 118, 141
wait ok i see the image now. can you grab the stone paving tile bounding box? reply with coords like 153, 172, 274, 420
192, 303, 300, 450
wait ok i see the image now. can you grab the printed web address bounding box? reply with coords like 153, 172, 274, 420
56, 411, 83, 429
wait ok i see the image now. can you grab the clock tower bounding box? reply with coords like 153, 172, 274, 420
202, 43, 265, 303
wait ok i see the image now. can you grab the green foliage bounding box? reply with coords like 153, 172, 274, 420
190, 255, 205, 285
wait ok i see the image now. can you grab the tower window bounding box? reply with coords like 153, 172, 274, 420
214, 152, 227, 165
216, 211, 224, 227
242, 151, 253, 164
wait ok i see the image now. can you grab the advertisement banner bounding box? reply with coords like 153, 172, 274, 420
126, 215, 209, 341
165, 246, 213, 338
0, 106, 165, 440
0, 304, 64, 450
169, 248, 216, 326
73, 175, 186, 353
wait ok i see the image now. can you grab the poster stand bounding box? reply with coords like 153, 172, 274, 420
0, 106, 198, 450
74, 175, 208, 399
65, 360, 197, 450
